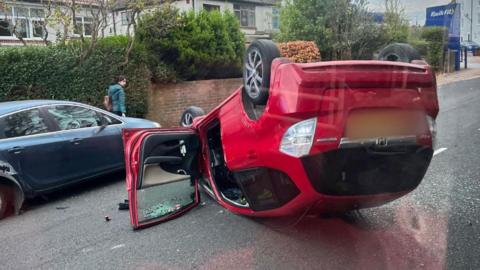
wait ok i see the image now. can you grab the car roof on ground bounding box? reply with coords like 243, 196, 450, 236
0, 100, 86, 116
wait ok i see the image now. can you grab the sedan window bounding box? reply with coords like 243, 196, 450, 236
0, 109, 50, 139
47, 105, 121, 131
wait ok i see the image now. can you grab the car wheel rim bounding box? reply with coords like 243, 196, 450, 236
182, 113, 194, 127
245, 48, 263, 99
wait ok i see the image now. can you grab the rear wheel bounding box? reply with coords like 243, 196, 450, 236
0, 185, 13, 220
243, 39, 280, 105
378, 43, 422, 63
180, 106, 205, 127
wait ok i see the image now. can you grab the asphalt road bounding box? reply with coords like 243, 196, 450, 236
1, 78, 480, 270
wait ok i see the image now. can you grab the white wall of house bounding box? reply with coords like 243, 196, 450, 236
459, 0, 480, 44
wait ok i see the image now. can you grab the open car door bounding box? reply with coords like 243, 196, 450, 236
123, 128, 201, 229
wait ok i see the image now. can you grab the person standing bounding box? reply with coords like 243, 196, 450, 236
108, 75, 127, 117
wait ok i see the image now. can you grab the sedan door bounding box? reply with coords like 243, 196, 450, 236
44, 105, 124, 181
0, 108, 70, 191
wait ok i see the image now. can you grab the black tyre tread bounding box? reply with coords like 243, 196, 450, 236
378, 43, 422, 63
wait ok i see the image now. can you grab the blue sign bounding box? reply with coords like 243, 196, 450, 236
425, 3, 461, 70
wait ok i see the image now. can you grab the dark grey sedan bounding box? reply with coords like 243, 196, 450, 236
0, 100, 159, 219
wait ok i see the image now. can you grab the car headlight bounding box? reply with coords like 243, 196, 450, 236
280, 118, 317, 158
153, 122, 161, 128
426, 115, 437, 148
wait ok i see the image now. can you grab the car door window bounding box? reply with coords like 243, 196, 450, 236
46, 105, 119, 130
0, 108, 50, 139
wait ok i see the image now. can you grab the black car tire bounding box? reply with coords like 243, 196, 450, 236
243, 39, 281, 105
378, 43, 422, 63
180, 106, 205, 127
0, 185, 12, 220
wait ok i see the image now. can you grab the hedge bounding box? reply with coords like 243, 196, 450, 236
0, 36, 150, 117
421, 27, 447, 71
278, 41, 321, 63
136, 6, 245, 80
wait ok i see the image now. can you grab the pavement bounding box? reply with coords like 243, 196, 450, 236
437, 56, 480, 86
1, 78, 480, 270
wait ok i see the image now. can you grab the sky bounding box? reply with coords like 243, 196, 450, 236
367, 0, 452, 25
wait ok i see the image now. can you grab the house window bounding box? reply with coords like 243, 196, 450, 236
121, 11, 132, 25
74, 17, 83, 35
203, 4, 220, 12
74, 17, 93, 36
0, 6, 45, 39
84, 17, 93, 36
0, 20, 13, 36
272, 7, 279, 29
234, 4, 255, 28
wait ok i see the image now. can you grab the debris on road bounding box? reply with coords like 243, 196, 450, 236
105, 216, 111, 222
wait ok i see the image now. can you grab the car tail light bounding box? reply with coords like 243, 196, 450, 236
280, 118, 317, 158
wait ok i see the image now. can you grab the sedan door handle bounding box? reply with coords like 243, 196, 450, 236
8, 146, 25, 154
70, 138, 83, 145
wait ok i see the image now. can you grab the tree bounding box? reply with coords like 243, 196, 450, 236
119, 0, 150, 68
382, 0, 409, 43
278, 0, 383, 60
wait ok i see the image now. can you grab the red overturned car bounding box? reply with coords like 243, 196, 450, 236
123, 41, 439, 229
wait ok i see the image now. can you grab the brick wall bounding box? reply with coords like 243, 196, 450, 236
146, 78, 243, 127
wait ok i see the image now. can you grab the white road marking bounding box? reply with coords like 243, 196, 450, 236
110, 244, 125, 250
433, 148, 448, 156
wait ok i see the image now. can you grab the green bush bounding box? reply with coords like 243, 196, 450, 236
421, 27, 447, 71
136, 6, 245, 80
0, 36, 150, 117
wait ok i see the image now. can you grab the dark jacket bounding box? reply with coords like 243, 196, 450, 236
107, 84, 126, 113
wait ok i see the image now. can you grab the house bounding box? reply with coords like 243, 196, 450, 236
109, 0, 280, 42
0, 0, 280, 46
0, 0, 107, 46
458, 0, 480, 44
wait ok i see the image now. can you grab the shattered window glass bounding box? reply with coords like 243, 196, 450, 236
137, 179, 195, 223
47, 105, 102, 130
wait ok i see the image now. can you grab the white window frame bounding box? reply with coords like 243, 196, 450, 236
0, 6, 45, 40
73, 16, 93, 37
233, 4, 256, 28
